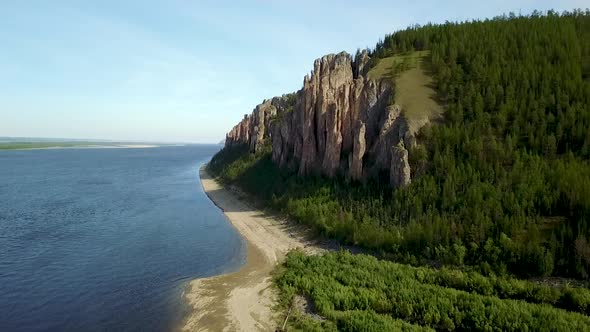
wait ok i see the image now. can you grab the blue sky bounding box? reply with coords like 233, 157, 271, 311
0, 1, 586, 143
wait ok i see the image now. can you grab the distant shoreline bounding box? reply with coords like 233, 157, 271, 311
0, 144, 170, 151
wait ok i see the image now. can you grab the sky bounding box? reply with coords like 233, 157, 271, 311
0, 1, 586, 143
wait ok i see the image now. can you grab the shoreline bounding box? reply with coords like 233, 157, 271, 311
0, 144, 161, 151
181, 167, 322, 331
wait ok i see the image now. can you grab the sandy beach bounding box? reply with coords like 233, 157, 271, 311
181, 168, 322, 332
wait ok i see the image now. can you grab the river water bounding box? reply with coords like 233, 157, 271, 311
0, 145, 245, 331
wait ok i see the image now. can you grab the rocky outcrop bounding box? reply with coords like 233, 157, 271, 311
349, 122, 365, 180
390, 142, 411, 188
224, 50, 416, 188
225, 114, 251, 147
225, 95, 293, 153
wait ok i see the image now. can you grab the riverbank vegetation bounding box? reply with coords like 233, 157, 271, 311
274, 251, 590, 331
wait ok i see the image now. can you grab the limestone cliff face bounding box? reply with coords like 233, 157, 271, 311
225, 50, 415, 188
226, 96, 292, 153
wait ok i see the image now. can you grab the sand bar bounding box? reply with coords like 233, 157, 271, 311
181, 168, 322, 331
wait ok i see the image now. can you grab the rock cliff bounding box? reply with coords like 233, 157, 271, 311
224, 50, 417, 188
226, 95, 293, 153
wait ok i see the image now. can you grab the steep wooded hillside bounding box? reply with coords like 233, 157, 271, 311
213, 10, 590, 279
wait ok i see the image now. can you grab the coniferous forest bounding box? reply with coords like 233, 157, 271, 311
370, 10, 590, 278
210, 10, 590, 329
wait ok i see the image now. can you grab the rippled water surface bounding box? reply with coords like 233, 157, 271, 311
0, 145, 246, 331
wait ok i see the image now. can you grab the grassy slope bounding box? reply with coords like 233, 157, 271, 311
367, 51, 429, 81
367, 51, 443, 133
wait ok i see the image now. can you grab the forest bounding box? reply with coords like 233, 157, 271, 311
210, 10, 590, 281
273, 251, 590, 331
